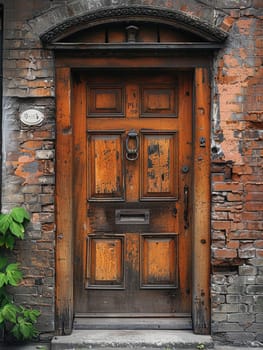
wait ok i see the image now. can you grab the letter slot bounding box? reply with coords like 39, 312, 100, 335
115, 209, 150, 224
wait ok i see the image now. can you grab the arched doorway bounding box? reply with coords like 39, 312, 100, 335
41, 6, 227, 335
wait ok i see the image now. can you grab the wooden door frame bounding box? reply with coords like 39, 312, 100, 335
55, 56, 211, 335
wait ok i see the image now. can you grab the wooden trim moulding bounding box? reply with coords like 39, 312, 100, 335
55, 67, 74, 335
192, 67, 211, 334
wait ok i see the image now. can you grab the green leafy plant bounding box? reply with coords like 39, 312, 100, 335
0, 207, 40, 342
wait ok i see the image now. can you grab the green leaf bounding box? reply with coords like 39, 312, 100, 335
19, 321, 33, 339
0, 256, 7, 270
9, 221, 25, 239
0, 214, 11, 235
0, 235, 5, 247
23, 308, 41, 323
16, 316, 38, 340
1, 303, 18, 323
6, 263, 23, 286
0, 289, 11, 306
10, 207, 30, 224
11, 323, 20, 339
0, 234, 15, 249
0, 272, 7, 288
4, 234, 15, 250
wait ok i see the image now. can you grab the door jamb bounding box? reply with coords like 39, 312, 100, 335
55, 63, 211, 335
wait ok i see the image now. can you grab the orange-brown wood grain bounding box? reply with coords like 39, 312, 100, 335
55, 67, 73, 335
192, 67, 211, 334
73, 71, 193, 316
72, 72, 88, 323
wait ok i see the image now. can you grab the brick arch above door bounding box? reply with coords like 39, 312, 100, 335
40, 6, 227, 47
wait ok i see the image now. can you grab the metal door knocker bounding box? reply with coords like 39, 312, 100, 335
126, 129, 139, 161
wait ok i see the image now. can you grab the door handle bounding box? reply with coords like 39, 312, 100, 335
184, 185, 189, 229
126, 129, 139, 161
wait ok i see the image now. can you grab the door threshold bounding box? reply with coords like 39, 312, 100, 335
74, 316, 192, 330
75, 312, 190, 318
51, 330, 213, 350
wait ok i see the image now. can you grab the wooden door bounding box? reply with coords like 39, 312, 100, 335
73, 70, 193, 327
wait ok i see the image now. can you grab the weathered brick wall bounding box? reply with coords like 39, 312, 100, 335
2, 96, 55, 338
210, 1, 263, 345
1, 0, 262, 344
2, 0, 55, 339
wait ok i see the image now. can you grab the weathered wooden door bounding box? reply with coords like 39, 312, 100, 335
73, 70, 193, 327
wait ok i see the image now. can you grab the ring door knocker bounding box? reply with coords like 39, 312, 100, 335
126, 129, 139, 161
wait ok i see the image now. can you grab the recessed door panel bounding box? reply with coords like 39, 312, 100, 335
88, 86, 124, 117
141, 131, 178, 200
87, 235, 124, 288
88, 131, 124, 201
141, 86, 177, 117
140, 234, 178, 288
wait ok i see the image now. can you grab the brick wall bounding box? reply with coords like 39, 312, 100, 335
2, 0, 55, 338
1, 0, 262, 344
2, 96, 56, 338
210, 2, 263, 345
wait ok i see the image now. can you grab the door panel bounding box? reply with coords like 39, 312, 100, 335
87, 235, 125, 288
141, 85, 177, 117
88, 85, 125, 117
140, 234, 178, 288
88, 131, 124, 200
73, 70, 193, 324
141, 131, 178, 199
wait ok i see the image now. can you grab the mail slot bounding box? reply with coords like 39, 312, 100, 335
115, 209, 150, 224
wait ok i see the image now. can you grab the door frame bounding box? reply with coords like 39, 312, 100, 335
55, 56, 211, 335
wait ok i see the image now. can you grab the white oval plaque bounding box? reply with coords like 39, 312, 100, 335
20, 109, 44, 126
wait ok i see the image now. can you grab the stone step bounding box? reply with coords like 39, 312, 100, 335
74, 317, 192, 330
51, 330, 214, 349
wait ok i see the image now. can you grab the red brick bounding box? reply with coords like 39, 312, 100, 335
227, 241, 240, 249
42, 223, 55, 231
229, 213, 242, 222
213, 182, 243, 192
214, 203, 243, 212
212, 211, 229, 220
231, 222, 245, 230
214, 249, 237, 259
256, 39, 263, 48
245, 183, 263, 192
22, 140, 43, 150
229, 231, 263, 240
29, 87, 53, 97
212, 173, 225, 182
212, 221, 231, 230
227, 193, 243, 201
242, 211, 263, 220
32, 130, 54, 140
253, 0, 263, 8
245, 192, 263, 201
245, 202, 263, 211
240, 171, 262, 180
220, 16, 235, 31
213, 241, 226, 249
246, 221, 263, 230
212, 231, 226, 240
256, 250, 263, 257
255, 241, 263, 248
